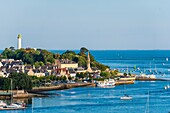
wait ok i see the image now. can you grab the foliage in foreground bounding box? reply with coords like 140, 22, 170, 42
0, 72, 32, 90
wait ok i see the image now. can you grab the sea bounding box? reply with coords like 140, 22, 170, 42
1, 50, 170, 113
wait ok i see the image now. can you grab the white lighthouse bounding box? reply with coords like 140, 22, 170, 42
17, 34, 22, 49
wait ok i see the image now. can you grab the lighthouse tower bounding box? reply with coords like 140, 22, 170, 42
17, 34, 22, 49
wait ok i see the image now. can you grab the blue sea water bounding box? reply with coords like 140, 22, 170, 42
2, 81, 170, 113
1, 50, 170, 113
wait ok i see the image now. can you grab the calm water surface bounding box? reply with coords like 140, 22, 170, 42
2, 81, 170, 113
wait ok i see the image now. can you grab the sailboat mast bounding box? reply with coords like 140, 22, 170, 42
148, 90, 149, 113
145, 90, 149, 113
11, 79, 13, 104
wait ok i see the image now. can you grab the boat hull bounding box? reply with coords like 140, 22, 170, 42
120, 96, 132, 100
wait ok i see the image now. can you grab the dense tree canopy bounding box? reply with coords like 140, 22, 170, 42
1, 48, 55, 65
0, 72, 32, 90
60, 47, 109, 70
1, 47, 109, 71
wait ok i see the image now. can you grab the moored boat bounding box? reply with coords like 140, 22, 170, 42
0, 100, 7, 107
0, 102, 26, 110
96, 79, 115, 87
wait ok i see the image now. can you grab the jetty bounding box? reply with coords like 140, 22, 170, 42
115, 80, 134, 85
29, 82, 94, 92
0, 107, 26, 110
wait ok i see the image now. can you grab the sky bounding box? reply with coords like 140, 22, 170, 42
0, 0, 170, 50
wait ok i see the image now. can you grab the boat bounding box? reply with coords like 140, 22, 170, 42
120, 67, 132, 100
120, 84, 133, 100
0, 102, 26, 110
164, 84, 170, 90
120, 94, 132, 100
96, 79, 115, 87
0, 79, 26, 110
166, 58, 168, 62
0, 100, 7, 107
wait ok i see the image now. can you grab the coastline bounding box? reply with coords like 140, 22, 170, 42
25, 82, 95, 97
1, 78, 168, 99
29, 82, 95, 92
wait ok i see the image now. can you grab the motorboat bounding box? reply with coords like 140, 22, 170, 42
96, 79, 115, 87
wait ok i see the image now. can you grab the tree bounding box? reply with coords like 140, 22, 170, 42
100, 71, 110, 78
23, 53, 34, 64
80, 47, 88, 54
2, 78, 11, 91
68, 76, 72, 81
8, 72, 32, 90
9, 46, 15, 51
1, 48, 56, 65
124, 73, 127, 76
54, 53, 60, 59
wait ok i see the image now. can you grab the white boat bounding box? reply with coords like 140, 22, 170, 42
7, 103, 25, 108
166, 57, 168, 61
164, 85, 170, 90
120, 94, 132, 100
96, 79, 115, 87
0, 101, 7, 107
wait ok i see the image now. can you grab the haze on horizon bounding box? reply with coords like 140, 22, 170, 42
0, 0, 170, 50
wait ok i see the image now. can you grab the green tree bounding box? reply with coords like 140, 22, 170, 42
8, 72, 32, 90
80, 47, 88, 54
68, 76, 72, 81
100, 71, 110, 78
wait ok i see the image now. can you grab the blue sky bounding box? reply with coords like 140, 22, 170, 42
0, 0, 170, 50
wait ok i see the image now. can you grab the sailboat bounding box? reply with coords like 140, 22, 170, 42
3, 79, 26, 110
120, 94, 132, 100
166, 57, 168, 61
120, 68, 132, 100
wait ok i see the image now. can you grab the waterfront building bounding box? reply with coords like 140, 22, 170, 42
17, 34, 22, 49
55, 59, 78, 69
26, 68, 47, 77
53, 68, 69, 76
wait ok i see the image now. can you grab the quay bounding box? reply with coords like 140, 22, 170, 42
29, 82, 94, 92
0, 92, 12, 96
0, 107, 26, 110
115, 80, 134, 85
